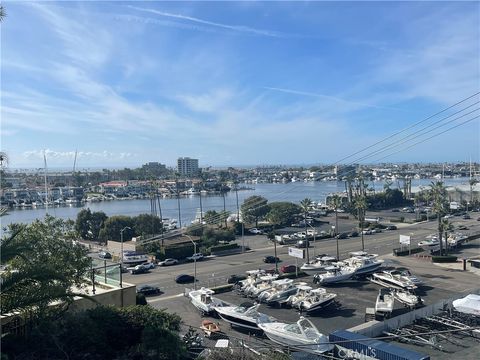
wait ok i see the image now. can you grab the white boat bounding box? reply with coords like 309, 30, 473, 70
122, 251, 149, 265
246, 275, 279, 298
418, 235, 446, 252
447, 233, 468, 246
375, 288, 394, 314
300, 255, 337, 276
235, 270, 266, 294
452, 294, 480, 315
393, 289, 423, 308
286, 285, 313, 308
370, 269, 421, 290
258, 317, 333, 354
215, 302, 275, 331
188, 288, 223, 315
313, 265, 355, 285
299, 288, 337, 313
258, 279, 303, 305
343, 255, 384, 276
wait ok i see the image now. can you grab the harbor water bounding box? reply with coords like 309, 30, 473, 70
1, 178, 471, 229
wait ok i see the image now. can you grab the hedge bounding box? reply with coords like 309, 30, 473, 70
160, 245, 195, 260
390, 217, 405, 223
393, 247, 423, 256
211, 284, 234, 294
209, 243, 240, 252
432, 255, 458, 263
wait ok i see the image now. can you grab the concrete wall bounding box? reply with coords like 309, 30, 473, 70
70, 282, 137, 312
107, 240, 138, 256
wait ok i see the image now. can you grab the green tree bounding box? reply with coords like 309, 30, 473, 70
99, 215, 135, 242
430, 181, 448, 256
204, 210, 219, 225
75, 209, 108, 241
1, 305, 184, 360
1, 216, 91, 315
134, 213, 163, 238
267, 202, 301, 227
241, 195, 269, 227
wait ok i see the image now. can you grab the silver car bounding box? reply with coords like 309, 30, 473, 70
158, 258, 178, 266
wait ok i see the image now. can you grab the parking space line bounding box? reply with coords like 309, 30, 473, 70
148, 293, 183, 303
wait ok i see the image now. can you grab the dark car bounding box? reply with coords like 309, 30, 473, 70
463, 214, 471, 219
281, 264, 298, 274
98, 251, 112, 259
263, 268, 277, 275
137, 285, 161, 296
296, 240, 309, 248
263, 256, 280, 263
175, 274, 195, 283
336, 232, 348, 239
386, 225, 398, 230
349, 231, 359, 237
131, 264, 149, 275
227, 274, 248, 284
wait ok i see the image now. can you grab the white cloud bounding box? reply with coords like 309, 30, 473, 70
23, 150, 135, 162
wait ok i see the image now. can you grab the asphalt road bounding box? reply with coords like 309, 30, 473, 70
122, 213, 480, 298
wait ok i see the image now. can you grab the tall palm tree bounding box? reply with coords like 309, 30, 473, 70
0, 151, 8, 168
0, 5, 6, 22
469, 178, 478, 205
331, 194, 342, 260
430, 181, 448, 256
354, 195, 367, 251
441, 218, 453, 254
300, 198, 313, 262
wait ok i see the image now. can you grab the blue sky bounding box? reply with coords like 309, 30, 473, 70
1, 1, 479, 168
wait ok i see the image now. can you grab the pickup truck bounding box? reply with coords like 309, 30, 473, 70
187, 253, 204, 262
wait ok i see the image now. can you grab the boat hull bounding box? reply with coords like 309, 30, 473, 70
216, 310, 262, 331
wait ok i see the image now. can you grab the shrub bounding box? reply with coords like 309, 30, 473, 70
432, 255, 458, 263
209, 243, 239, 253
393, 247, 424, 256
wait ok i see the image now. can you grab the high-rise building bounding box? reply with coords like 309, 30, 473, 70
177, 157, 199, 177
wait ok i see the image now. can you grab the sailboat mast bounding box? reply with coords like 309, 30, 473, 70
44, 150, 48, 215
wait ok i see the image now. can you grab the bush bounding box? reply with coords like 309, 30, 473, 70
209, 243, 239, 253
136, 293, 147, 305
163, 245, 195, 260
393, 247, 424, 256
390, 217, 405, 223
432, 255, 458, 263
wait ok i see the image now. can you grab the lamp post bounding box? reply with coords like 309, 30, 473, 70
120, 226, 132, 269
185, 235, 197, 290
306, 222, 317, 259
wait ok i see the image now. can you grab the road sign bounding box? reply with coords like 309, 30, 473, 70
399, 235, 411, 245
288, 247, 305, 259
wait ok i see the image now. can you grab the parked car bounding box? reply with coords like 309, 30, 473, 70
98, 251, 112, 259
158, 258, 179, 266
175, 274, 195, 283
281, 264, 298, 274
263, 256, 280, 263
137, 285, 161, 296
458, 225, 469, 230
187, 253, 204, 262
336, 233, 348, 239
349, 231, 359, 237
361, 229, 372, 235
371, 228, 382, 234
443, 214, 454, 219
248, 228, 263, 235
142, 262, 156, 270
131, 264, 149, 275
227, 274, 247, 284
463, 214, 471, 219
386, 225, 397, 230
263, 268, 277, 275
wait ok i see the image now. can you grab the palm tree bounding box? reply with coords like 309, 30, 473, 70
299, 198, 313, 262
0, 151, 8, 168
267, 232, 278, 273
354, 195, 367, 251
0, 5, 6, 22
469, 178, 478, 205
441, 218, 453, 254
331, 195, 342, 260
430, 181, 448, 256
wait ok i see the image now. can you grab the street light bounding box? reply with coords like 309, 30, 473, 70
120, 226, 132, 269
185, 234, 197, 290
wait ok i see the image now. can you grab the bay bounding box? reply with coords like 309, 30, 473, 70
1, 178, 471, 229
